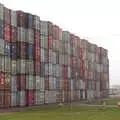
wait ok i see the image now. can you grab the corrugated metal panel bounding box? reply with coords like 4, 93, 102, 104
17, 27, 26, 42
17, 75, 26, 90
11, 60, 17, 75
11, 92, 17, 107
4, 7, 11, 24
0, 56, 4, 72
4, 56, 11, 73
4, 91, 11, 108
0, 20, 3, 39
17, 91, 26, 107
26, 29, 34, 44
45, 90, 56, 103
41, 48, 45, 62
11, 10, 17, 27
35, 91, 44, 105
0, 4, 4, 20
26, 60, 34, 74
26, 75, 34, 90
33, 15, 40, 30
4, 73, 11, 90
40, 62, 45, 77
35, 76, 44, 91
0, 91, 4, 108
11, 76, 17, 92
0, 39, 4, 55
17, 59, 26, 74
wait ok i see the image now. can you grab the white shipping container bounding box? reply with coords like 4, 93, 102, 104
4, 56, 11, 73
52, 52, 56, 64
40, 21, 48, 35
26, 60, 34, 74
11, 10, 17, 27
41, 48, 45, 62
80, 80, 85, 89
49, 77, 56, 90
0, 39, 4, 55
55, 64, 60, 77
0, 4, 4, 20
45, 91, 56, 103
36, 76, 44, 91
27, 28, 34, 44
48, 63, 53, 76
17, 27, 26, 42
87, 90, 94, 100
0, 56, 4, 72
68, 67, 71, 78
11, 60, 17, 75
34, 16, 40, 30
26, 75, 34, 90
35, 91, 44, 105
17, 59, 26, 74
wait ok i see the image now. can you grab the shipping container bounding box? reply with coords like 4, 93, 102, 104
11, 10, 17, 27
35, 91, 44, 105
0, 19, 3, 39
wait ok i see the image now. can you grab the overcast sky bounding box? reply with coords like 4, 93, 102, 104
1, 0, 120, 85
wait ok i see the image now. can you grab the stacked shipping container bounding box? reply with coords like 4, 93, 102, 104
0, 3, 109, 108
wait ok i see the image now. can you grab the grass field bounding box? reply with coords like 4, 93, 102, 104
0, 106, 120, 120
105, 98, 120, 105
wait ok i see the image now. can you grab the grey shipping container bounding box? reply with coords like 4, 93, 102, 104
11, 10, 17, 27
17, 91, 26, 107
0, 39, 4, 55
11, 76, 17, 92
0, 55, 4, 72
11, 92, 17, 107
35, 91, 44, 105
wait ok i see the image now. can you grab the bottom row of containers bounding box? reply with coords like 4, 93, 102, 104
0, 90, 102, 108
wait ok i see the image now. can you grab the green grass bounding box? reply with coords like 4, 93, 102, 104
0, 106, 120, 120
105, 98, 120, 105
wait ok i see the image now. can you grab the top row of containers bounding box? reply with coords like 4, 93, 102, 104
0, 3, 108, 57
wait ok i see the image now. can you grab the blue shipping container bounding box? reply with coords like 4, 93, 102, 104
11, 43, 17, 59
26, 13, 33, 28
4, 41, 11, 57
28, 44, 34, 58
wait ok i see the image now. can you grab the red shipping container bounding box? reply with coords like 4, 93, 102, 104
63, 91, 70, 102
10, 26, 17, 42
34, 30, 40, 47
48, 35, 53, 49
4, 24, 11, 41
17, 42, 27, 59
0, 91, 4, 108
62, 65, 68, 79
63, 80, 70, 90
84, 70, 88, 80
0, 72, 5, 90
34, 47, 40, 60
34, 61, 40, 74
17, 75, 26, 90
17, 11, 26, 27
4, 91, 11, 108
45, 77, 49, 90
4, 7, 11, 24
26, 90, 34, 106
70, 57, 77, 68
